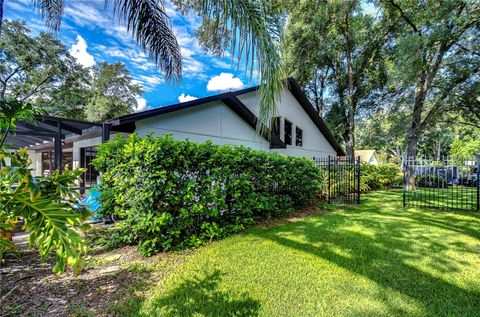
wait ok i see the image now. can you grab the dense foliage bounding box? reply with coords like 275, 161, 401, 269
450, 134, 480, 158
84, 62, 143, 122
360, 163, 403, 191
0, 100, 89, 274
93, 134, 321, 255
282, 0, 390, 156
0, 20, 143, 121
283, 0, 479, 159
416, 175, 447, 188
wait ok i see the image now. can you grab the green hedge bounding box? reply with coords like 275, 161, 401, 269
416, 175, 447, 188
93, 134, 322, 255
360, 163, 403, 191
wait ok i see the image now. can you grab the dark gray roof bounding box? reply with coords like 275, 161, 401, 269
4, 116, 100, 149
4, 78, 345, 156
107, 77, 345, 155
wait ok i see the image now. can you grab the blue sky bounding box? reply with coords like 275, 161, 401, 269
4, 0, 258, 112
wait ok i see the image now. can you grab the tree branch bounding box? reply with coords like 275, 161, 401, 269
387, 0, 421, 35
454, 43, 480, 57
438, 119, 480, 129
19, 75, 53, 102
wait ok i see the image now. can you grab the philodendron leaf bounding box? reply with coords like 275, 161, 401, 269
1, 149, 89, 274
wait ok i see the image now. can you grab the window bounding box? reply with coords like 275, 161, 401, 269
41, 151, 73, 175
284, 119, 292, 145
272, 117, 281, 137
296, 127, 303, 147
80, 147, 99, 189
42, 151, 53, 175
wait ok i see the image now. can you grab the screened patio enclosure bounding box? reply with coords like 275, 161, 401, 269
3, 116, 109, 187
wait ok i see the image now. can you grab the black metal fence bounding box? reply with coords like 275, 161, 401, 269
403, 155, 480, 211
314, 156, 361, 204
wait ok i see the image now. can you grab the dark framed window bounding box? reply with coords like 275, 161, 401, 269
41, 151, 73, 175
296, 127, 303, 147
80, 146, 99, 189
272, 117, 281, 136
284, 119, 292, 145
41, 151, 53, 175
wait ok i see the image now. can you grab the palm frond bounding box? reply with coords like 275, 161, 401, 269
0, 0, 4, 35
196, 0, 285, 132
31, 0, 64, 32
109, 0, 182, 82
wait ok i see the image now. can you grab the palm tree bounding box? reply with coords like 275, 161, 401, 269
0, 0, 284, 129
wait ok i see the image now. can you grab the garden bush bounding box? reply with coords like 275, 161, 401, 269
416, 175, 447, 188
93, 134, 322, 255
360, 163, 403, 191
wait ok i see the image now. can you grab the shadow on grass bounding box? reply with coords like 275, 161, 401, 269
254, 190, 480, 315
140, 270, 260, 317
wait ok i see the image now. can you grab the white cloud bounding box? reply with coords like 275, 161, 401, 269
207, 73, 244, 92
134, 97, 149, 112
5, 0, 30, 12
132, 74, 164, 91
183, 59, 205, 77
138, 75, 162, 86
70, 35, 96, 67
63, 2, 108, 28
212, 59, 233, 69
178, 93, 198, 103
105, 48, 128, 59
136, 62, 156, 71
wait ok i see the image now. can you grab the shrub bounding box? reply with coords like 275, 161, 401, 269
416, 175, 447, 188
360, 163, 403, 191
93, 134, 322, 255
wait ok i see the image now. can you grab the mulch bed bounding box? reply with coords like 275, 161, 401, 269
0, 244, 164, 317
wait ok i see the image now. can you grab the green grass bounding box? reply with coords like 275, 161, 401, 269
405, 187, 478, 211
114, 190, 480, 316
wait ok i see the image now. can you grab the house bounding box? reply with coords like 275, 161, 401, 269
6, 78, 344, 185
356, 150, 379, 165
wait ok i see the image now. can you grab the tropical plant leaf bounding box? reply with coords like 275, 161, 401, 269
0, 148, 89, 274
176, 0, 286, 132
31, 0, 64, 32
109, 0, 182, 82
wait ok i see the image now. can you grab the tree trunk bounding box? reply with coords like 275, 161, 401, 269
406, 77, 427, 188
407, 73, 428, 158
345, 112, 355, 157
344, 10, 355, 157
435, 139, 441, 161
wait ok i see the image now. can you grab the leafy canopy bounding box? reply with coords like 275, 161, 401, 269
0, 20, 80, 104
85, 62, 143, 122
282, 0, 391, 155
1, 20, 143, 121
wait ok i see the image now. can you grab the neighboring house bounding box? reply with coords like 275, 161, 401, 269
6, 78, 344, 184
356, 150, 379, 165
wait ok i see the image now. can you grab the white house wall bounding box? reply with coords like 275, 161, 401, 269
237, 90, 337, 158
72, 136, 103, 170
135, 101, 270, 151
27, 150, 42, 176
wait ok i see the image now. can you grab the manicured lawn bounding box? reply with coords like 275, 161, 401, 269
116, 190, 480, 316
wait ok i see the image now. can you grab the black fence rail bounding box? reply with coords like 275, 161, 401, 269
403, 155, 480, 211
314, 156, 361, 204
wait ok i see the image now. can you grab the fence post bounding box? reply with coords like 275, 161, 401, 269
477, 153, 480, 212
327, 155, 331, 204
356, 156, 361, 204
